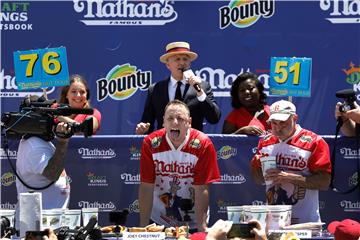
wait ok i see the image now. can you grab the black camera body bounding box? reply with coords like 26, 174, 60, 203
227, 222, 257, 239
1, 95, 94, 141
336, 89, 356, 113
55, 216, 100, 240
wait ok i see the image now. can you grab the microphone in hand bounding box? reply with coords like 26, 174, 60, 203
181, 67, 202, 93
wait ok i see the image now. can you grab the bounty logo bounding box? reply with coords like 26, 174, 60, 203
97, 64, 151, 102
1, 172, 16, 186
73, 0, 177, 26
217, 145, 237, 160
219, 0, 275, 29
320, 0, 360, 24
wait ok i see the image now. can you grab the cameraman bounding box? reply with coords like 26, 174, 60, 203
335, 101, 360, 136
16, 121, 71, 209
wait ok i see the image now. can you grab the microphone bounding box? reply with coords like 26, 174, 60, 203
181, 67, 202, 93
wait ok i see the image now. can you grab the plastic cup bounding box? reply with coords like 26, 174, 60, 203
81, 208, 98, 226
226, 206, 244, 223
42, 209, 63, 229
0, 209, 16, 227
62, 209, 81, 229
260, 156, 277, 185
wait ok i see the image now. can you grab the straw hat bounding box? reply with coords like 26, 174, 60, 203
159, 41, 198, 63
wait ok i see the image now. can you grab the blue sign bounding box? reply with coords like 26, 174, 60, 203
269, 57, 312, 97
13, 47, 69, 90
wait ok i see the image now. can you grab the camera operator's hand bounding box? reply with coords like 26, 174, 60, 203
206, 219, 233, 240
344, 101, 360, 123
42, 228, 58, 240
248, 219, 267, 240
55, 122, 72, 140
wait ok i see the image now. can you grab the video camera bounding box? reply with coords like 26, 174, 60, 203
1, 95, 94, 141
54, 216, 101, 240
336, 89, 356, 113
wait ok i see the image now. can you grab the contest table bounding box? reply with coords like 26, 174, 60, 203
1, 135, 359, 228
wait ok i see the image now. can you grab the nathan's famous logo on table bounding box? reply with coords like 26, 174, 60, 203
129, 145, 140, 160
1, 172, 16, 186
213, 174, 246, 185
97, 64, 151, 102
120, 173, 140, 185
73, 0, 177, 26
219, 0, 275, 29
78, 201, 116, 211
0, 148, 17, 159
320, 0, 360, 24
87, 171, 108, 187
217, 145, 237, 160
0, 70, 55, 98
78, 147, 116, 159
340, 200, 360, 212
339, 147, 360, 159
0, 1, 33, 31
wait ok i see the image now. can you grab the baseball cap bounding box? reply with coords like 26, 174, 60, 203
327, 219, 360, 240
268, 100, 296, 122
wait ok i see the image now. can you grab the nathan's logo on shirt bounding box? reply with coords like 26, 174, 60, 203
320, 0, 360, 24
97, 64, 152, 102
189, 138, 201, 149
340, 200, 360, 212
78, 201, 116, 211
299, 135, 313, 143
73, 0, 178, 26
151, 136, 162, 148
342, 62, 360, 86
262, 134, 272, 142
86, 172, 108, 187
213, 174, 245, 185
1, 172, 16, 186
78, 147, 116, 159
217, 146, 237, 160
120, 173, 140, 184
0, 148, 17, 159
154, 160, 194, 176
0, 2, 33, 31
128, 199, 140, 213
219, 0, 275, 29
129, 145, 140, 160
276, 153, 307, 170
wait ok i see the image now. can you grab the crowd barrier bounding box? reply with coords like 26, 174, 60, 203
1, 135, 359, 227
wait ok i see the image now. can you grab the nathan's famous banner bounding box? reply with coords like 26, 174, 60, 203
1, 1, 360, 135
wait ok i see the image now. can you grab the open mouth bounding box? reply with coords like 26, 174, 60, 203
170, 129, 180, 139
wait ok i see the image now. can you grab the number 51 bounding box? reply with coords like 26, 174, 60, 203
273, 61, 301, 85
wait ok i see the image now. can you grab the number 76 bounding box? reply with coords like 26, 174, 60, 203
20, 51, 62, 77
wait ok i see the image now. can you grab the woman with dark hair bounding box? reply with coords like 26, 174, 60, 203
57, 74, 102, 134
222, 72, 270, 135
